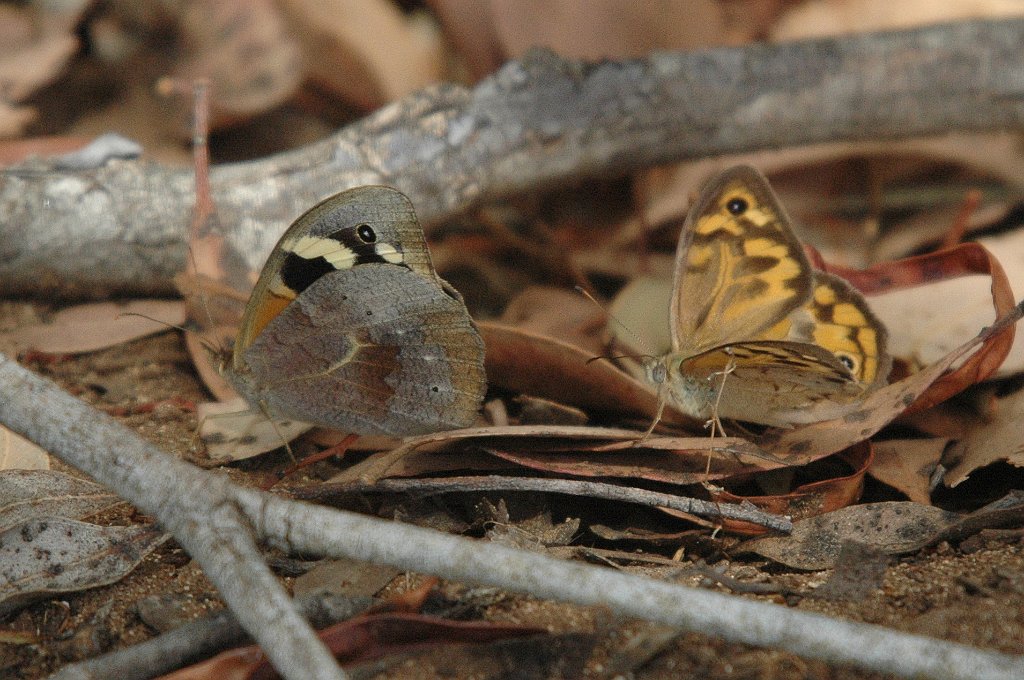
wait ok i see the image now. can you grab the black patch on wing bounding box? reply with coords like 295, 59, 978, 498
281, 229, 406, 295
281, 253, 337, 294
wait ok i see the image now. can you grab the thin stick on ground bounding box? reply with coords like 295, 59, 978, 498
2, 352, 1023, 680
306, 474, 793, 533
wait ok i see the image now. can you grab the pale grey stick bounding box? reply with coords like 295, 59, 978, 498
0, 354, 347, 680
1, 354, 1020, 680
245, 489, 1024, 680
49, 594, 370, 680
310, 474, 794, 532
4, 19, 1024, 297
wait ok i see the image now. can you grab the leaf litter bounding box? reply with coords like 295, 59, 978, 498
7, 2, 1024, 678
0, 517, 166, 619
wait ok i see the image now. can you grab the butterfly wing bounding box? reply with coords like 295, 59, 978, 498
233, 186, 437, 363
676, 340, 865, 426
796, 272, 891, 388
670, 166, 813, 356
231, 263, 486, 436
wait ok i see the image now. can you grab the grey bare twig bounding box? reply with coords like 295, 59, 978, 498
3, 19, 1024, 298
1, 353, 1022, 680
304, 474, 794, 532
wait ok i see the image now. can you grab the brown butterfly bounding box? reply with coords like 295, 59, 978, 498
224, 186, 487, 436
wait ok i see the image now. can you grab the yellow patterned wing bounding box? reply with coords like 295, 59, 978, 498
795, 272, 891, 388
670, 165, 813, 357
674, 340, 865, 427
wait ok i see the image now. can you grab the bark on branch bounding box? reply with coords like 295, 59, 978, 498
1, 352, 1022, 680
3, 19, 1024, 298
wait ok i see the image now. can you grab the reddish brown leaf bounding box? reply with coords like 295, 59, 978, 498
159, 614, 546, 679
826, 242, 1017, 411
479, 322, 695, 428
483, 436, 772, 486
694, 442, 873, 536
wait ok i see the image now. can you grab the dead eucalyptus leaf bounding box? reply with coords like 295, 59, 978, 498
0, 518, 166, 618
0, 427, 49, 472
0, 300, 186, 356
313, 424, 771, 490
771, 0, 1024, 40
482, 436, 771, 487
739, 502, 958, 570
869, 438, 947, 504
811, 541, 890, 602
499, 287, 605, 354
0, 8, 79, 138
175, 0, 303, 122
942, 384, 1024, 487
744, 491, 1024, 571
479, 322, 695, 428
197, 398, 313, 464
293, 557, 401, 599
172, 612, 547, 679
689, 443, 872, 535
0, 470, 119, 533
281, 0, 442, 109
979, 228, 1024, 374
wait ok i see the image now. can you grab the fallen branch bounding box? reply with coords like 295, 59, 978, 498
2, 353, 1023, 680
3, 19, 1024, 297
304, 474, 794, 533
51, 593, 371, 680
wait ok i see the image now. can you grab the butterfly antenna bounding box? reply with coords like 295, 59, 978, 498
120, 310, 222, 357
574, 286, 655, 357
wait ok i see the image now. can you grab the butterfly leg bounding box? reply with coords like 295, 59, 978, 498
702, 352, 737, 477
705, 352, 737, 439
639, 393, 667, 441
257, 399, 297, 462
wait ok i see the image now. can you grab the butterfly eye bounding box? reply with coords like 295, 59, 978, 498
726, 197, 748, 216
356, 224, 377, 243
837, 353, 858, 373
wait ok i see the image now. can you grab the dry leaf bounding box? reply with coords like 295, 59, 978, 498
0, 470, 120, 533
0, 24, 79, 138
870, 275, 997, 373
159, 613, 546, 679
499, 287, 605, 354
742, 490, 1024, 569
197, 398, 313, 464
811, 541, 890, 602
480, 321, 695, 428
771, 0, 1024, 40
0, 518, 165, 618
281, 0, 443, 109
740, 501, 958, 570
691, 443, 872, 535
293, 557, 401, 599
0, 300, 186, 356
942, 384, 1024, 487
868, 438, 947, 504
176, 0, 304, 122
0, 427, 49, 472
980, 228, 1024, 374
